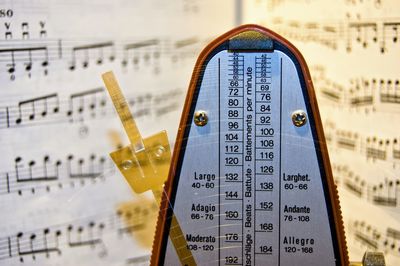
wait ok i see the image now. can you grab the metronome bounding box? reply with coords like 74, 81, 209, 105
102, 24, 386, 266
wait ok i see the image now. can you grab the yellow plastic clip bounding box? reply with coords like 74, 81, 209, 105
102, 71, 170, 194
102, 71, 196, 265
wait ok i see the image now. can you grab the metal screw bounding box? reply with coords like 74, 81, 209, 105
154, 145, 166, 159
194, 110, 208, 126
121, 160, 133, 170
291, 110, 307, 127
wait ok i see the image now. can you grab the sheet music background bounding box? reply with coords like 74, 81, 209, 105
244, 1, 400, 265
0, 1, 236, 265
1, 0, 399, 265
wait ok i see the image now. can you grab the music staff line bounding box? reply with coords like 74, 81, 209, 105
333, 163, 399, 207
0, 199, 158, 262
0, 87, 183, 130
349, 220, 400, 257
269, 17, 400, 53
0, 36, 203, 75
324, 120, 400, 163
0, 153, 114, 196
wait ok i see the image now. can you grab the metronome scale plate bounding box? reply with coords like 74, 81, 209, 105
151, 25, 348, 266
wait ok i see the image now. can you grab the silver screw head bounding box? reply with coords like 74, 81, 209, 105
154, 145, 166, 159
121, 160, 133, 170
194, 110, 208, 126
291, 110, 307, 127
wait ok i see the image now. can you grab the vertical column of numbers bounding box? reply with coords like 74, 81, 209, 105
220, 53, 244, 265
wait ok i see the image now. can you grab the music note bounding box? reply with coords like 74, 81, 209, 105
0, 197, 160, 262
344, 174, 365, 198
366, 137, 388, 161
0, 150, 116, 196
14, 155, 60, 184
313, 73, 400, 112
348, 219, 400, 260
66, 222, 106, 256
372, 193, 396, 207
347, 22, 378, 50
349, 78, 374, 107
381, 22, 400, 53
66, 88, 105, 121
117, 209, 146, 235
69, 42, 114, 70
315, 75, 344, 103
351, 221, 379, 250
122, 39, 160, 69
24, 49, 33, 72
266, 17, 400, 53
67, 154, 107, 179
333, 162, 399, 207
380, 79, 400, 104
15, 93, 59, 125
0, 87, 185, 130
16, 230, 61, 262
393, 139, 400, 160
0, 46, 49, 75
117, 199, 159, 248
371, 179, 398, 207
336, 130, 359, 150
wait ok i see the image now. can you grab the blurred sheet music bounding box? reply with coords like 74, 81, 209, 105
0, 1, 236, 265
244, 0, 400, 265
